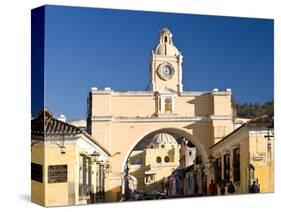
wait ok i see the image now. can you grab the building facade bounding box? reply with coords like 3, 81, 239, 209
210, 114, 274, 194
87, 28, 237, 202
163, 138, 206, 197
31, 109, 110, 207
127, 133, 181, 198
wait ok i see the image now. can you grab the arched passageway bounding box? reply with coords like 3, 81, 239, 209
121, 128, 209, 200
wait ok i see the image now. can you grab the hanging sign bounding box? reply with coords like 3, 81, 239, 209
48, 165, 67, 183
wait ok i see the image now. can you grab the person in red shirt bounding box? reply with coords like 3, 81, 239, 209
208, 179, 218, 195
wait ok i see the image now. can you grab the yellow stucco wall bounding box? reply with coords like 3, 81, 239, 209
89, 89, 234, 202
31, 134, 109, 207
249, 132, 274, 193
44, 143, 78, 207
238, 136, 249, 194
111, 95, 156, 117
211, 127, 274, 195
129, 146, 180, 194
31, 142, 45, 206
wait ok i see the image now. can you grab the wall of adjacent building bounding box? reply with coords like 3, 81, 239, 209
238, 136, 250, 194
31, 135, 108, 207
211, 126, 274, 194
249, 130, 274, 193
31, 142, 45, 206
43, 141, 77, 207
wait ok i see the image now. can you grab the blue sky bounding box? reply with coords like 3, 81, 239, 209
43, 5, 273, 120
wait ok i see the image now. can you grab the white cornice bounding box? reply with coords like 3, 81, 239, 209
249, 129, 273, 135
91, 116, 113, 121
179, 91, 211, 97
111, 91, 154, 97
210, 115, 233, 121
91, 115, 234, 123
91, 90, 112, 95
91, 115, 211, 123
211, 91, 232, 96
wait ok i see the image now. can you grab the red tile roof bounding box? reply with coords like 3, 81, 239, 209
31, 108, 82, 137
246, 113, 274, 128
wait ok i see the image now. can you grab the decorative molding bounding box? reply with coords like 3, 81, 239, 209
111, 91, 154, 97
179, 91, 211, 97
211, 91, 232, 96
111, 116, 209, 123
249, 129, 272, 135
91, 90, 112, 95
91, 116, 112, 121
90, 115, 236, 123
210, 115, 233, 121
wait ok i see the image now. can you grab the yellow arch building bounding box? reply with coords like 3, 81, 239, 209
87, 28, 237, 202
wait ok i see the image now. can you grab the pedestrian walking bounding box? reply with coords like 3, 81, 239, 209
249, 181, 260, 193
208, 179, 218, 196
220, 180, 226, 195
227, 181, 236, 194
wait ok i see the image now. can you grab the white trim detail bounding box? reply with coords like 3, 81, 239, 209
210, 115, 233, 120
91, 116, 112, 121
179, 91, 211, 97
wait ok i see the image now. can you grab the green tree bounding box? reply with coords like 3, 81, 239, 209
236, 99, 273, 118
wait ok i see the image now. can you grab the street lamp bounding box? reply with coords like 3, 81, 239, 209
206, 155, 215, 167
264, 113, 274, 141
91, 151, 100, 162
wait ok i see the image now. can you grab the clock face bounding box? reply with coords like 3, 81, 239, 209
158, 63, 174, 80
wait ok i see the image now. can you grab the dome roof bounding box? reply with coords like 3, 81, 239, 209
155, 43, 179, 56
151, 133, 178, 145
161, 27, 172, 34
154, 28, 180, 56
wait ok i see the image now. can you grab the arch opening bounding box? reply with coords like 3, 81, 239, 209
121, 128, 209, 200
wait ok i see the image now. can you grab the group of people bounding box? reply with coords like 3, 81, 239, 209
208, 179, 260, 195
208, 180, 235, 195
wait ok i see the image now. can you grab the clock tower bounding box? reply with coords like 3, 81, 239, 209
150, 28, 183, 93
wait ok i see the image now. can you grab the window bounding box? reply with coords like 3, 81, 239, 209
161, 144, 165, 148
31, 162, 43, 183
233, 148, 240, 182
164, 156, 170, 163
79, 155, 91, 197
214, 158, 222, 184
133, 158, 143, 165
150, 145, 154, 149
145, 175, 155, 184
79, 155, 86, 197
164, 36, 168, 42
267, 143, 272, 161
189, 151, 192, 156
156, 156, 162, 163
165, 97, 172, 113
223, 154, 230, 183
195, 155, 202, 165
